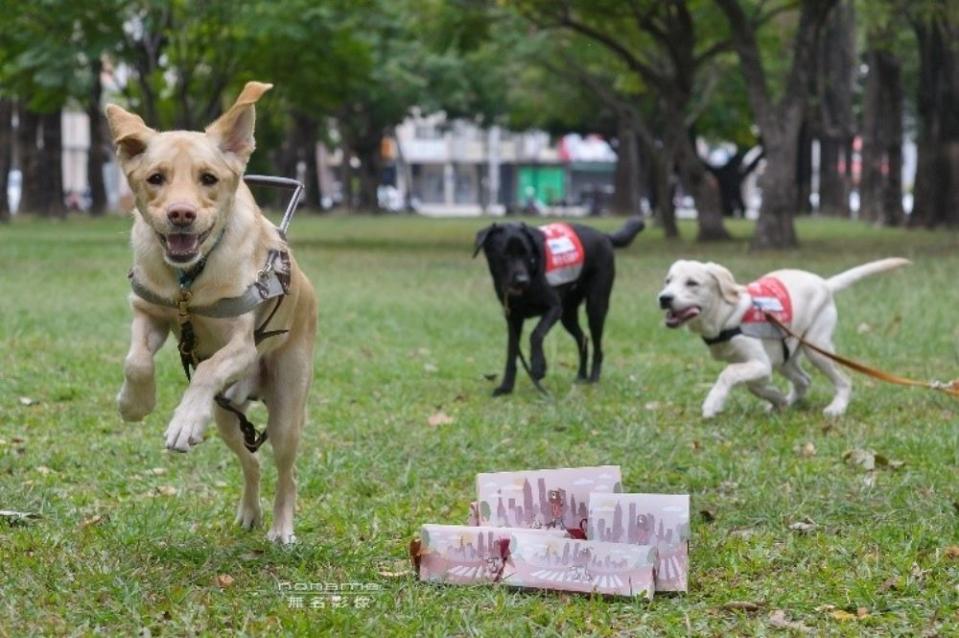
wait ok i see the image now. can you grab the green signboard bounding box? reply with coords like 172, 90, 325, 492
516, 166, 566, 205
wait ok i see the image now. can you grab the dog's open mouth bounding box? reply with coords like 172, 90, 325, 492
665, 306, 700, 328
158, 229, 212, 263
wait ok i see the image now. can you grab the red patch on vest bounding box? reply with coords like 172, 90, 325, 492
540, 223, 585, 286
743, 277, 792, 325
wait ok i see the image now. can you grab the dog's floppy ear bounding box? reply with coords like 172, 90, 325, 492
473, 223, 498, 258
520, 223, 543, 272
704, 262, 742, 304
104, 104, 156, 167
205, 81, 273, 170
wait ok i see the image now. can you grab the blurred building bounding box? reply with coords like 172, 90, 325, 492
384, 112, 617, 216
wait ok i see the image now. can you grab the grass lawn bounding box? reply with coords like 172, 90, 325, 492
1, 213, 958, 636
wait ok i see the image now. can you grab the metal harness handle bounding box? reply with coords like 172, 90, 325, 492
243, 174, 305, 236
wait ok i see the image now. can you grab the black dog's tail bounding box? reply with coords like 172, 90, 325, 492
607, 217, 645, 248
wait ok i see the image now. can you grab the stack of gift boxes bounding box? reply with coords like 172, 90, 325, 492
410, 466, 689, 599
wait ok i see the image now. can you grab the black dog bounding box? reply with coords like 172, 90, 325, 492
474, 217, 644, 395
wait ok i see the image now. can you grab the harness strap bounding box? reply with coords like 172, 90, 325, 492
701, 327, 742, 346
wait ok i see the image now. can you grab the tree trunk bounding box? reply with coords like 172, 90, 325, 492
818, 136, 848, 216
911, 10, 959, 227
796, 118, 813, 214
42, 112, 65, 217
87, 58, 108, 215
715, 0, 837, 248
816, 0, 855, 217
294, 114, 322, 209
861, 45, 904, 225
355, 143, 382, 212
0, 99, 12, 222
753, 129, 800, 249
675, 135, 730, 241
612, 116, 641, 216
18, 110, 45, 215
640, 133, 678, 238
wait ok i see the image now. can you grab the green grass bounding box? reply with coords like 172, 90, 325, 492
2, 213, 958, 636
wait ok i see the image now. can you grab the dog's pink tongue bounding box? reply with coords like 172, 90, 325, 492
167, 233, 198, 255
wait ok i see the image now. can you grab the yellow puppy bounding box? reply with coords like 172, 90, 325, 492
107, 82, 317, 544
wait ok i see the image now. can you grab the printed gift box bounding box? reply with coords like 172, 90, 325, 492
474, 466, 623, 532
587, 493, 690, 592
503, 531, 658, 599
413, 525, 569, 585
412, 525, 657, 599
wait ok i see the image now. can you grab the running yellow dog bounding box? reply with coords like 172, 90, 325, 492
106, 82, 317, 544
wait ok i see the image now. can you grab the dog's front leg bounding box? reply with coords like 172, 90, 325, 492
702, 361, 774, 418
166, 316, 257, 452
529, 304, 562, 381
117, 307, 169, 422
493, 316, 524, 396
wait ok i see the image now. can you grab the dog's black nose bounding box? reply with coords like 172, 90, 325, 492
167, 206, 196, 227
658, 294, 673, 309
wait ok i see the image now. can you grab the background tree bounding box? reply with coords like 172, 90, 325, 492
715, 0, 838, 248
908, 0, 959, 228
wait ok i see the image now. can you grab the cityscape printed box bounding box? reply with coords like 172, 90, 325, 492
502, 532, 657, 598
587, 492, 690, 592
417, 525, 569, 585
474, 466, 623, 531
416, 525, 657, 598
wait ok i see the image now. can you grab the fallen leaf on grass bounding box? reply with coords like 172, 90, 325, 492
427, 411, 454, 428
830, 610, 858, 622
789, 518, 817, 534
155, 485, 178, 497
797, 441, 817, 457
0, 510, 41, 525
376, 560, 413, 578
80, 514, 105, 528
699, 509, 716, 523
35, 466, 54, 476
216, 574, 235, 588
18, 396, 37, 406
944, 546, 959, 559
857, 322, 872, 334
423, 363, 438, 374
879, 576, 899, 592
768, 609, 811, 632
723, 601, 761, 612
843, 449, 904, 472
482, 373, 497, 381
644, 401, 660, 411
843, 449, 876, 471
145, 467, 167, 476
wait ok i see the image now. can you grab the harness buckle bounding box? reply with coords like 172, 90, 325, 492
176, 291, 192, 322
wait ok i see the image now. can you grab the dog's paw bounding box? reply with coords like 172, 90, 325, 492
822, 404, 847, 418
492, 385, 514, 397
235, 499, 262, 530
117, 382, 155, 422
530, 357, 547, 381
164, 408, 211, 452
267, 522, 296, 545
701, 401, 723, 419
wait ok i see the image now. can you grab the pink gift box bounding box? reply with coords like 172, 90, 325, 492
587, 493, 690, 592
502, 532, 657, 599
474, 466, 622, 531
414, 525, 568, 585
413, 525, 657, 599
